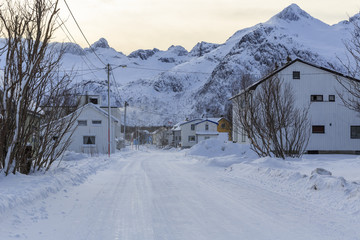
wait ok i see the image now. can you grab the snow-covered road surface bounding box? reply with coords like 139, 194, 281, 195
1, 149, 359, 240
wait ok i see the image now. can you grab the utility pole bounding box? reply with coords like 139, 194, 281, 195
124, 101, 128, 145
107, 64, 111, 157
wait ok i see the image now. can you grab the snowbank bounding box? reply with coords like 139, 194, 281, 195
186, 138, 258, 167
0, 151, 112, 214
187, 138, 360, 214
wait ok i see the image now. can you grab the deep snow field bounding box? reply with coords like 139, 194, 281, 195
188, 139, 360, 215
0, 139, 360, 239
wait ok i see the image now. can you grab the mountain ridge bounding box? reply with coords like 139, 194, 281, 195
3, 4, 359, 126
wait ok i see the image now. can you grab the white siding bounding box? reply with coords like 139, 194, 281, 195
180, 119, 219, 148
67, 105, 119, 154
232, 61, 360, 152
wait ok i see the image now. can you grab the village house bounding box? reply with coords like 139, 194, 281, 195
231, 58, 360, 154
180, 119, 219, 148
65, 103, 121, 154
207, 117, 232, 141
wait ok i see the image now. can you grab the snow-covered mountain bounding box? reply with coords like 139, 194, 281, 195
38, 4, 360, 125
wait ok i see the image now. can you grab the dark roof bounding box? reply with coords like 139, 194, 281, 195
229, 58, 360, 100
194, 119, 219, 126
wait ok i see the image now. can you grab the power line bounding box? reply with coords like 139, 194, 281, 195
63, 0, 107, 66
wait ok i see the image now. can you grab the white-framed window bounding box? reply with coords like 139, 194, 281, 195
78, 120, 87, 126
92, 120, 102, 125
191, 124, 195, 131
83, 136, 96, 145
311, 95, 323, 102
188, 136, 195, 142
205, 124, 209, 131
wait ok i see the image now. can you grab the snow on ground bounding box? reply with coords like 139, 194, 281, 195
187, 138, 360, 215
0, 142, 359, 239
0, 151, 112, 214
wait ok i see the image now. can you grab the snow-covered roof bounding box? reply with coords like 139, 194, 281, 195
194, 119, 218, 126
77, 103, 120, 123
229, 58, 360, 100
179, 118, 203, 126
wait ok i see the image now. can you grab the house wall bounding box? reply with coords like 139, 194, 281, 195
232, 61, 360, 152
67, 106, 118, 154
181, 119, 202, 148
217, 118, 232, 141
181, 119, 218, 148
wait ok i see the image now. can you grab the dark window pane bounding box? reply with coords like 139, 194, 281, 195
78, 120, 87, 126
351, 126, 360, 139
83, 136, 96, 144
293, 71, 300, 79
312, 125, 325, 134
311, 95, 323, 102
329, 95, 335, 102
89, 98, 98, 104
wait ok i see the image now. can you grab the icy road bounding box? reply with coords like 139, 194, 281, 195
1, 149, 359, 240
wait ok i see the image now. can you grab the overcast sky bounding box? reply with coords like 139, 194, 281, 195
55, 0, 360, 55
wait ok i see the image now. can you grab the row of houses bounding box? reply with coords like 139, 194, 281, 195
48, 59, 360, 154
152, 118, 232, 148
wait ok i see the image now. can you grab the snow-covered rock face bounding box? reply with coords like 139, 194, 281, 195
90, 38, 110, 49
10, 4, 356, 126
128, 48, 160, 60
167, 45, 189, 56
189, 41, 221, 57
273, 3, 312, 22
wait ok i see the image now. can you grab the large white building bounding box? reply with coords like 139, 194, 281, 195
231, 59, 360, 154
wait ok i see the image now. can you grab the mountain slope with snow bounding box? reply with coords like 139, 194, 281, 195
13, 4, 359, 126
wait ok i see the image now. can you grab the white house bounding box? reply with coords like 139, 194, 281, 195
231, 58, 360, 154
66, 103, 121, 154
180, 119, 219, 148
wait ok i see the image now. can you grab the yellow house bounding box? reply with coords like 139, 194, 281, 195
209, 117, 232, 141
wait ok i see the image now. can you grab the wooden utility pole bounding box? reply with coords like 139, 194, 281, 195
107, 64, 111, 157
124, 101, 128, 144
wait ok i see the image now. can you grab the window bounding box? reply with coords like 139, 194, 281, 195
312, 125, 325, 134
188, 136, 195, 142
205, 124, 209, 131
351, 126, 360, 139
89, 97, 98, 105
311, 95, 323, 102
205, 137, 210, 140
92, 120, 102, 125
83, 136, 95, 145
329, 95, 335, 102
78, 120, 87, 126
293, 71, 300, 79
191, 124, 195, 131
221, 123, 226, 129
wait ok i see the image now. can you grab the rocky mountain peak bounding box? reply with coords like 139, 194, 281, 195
274, 4, 312, 22
167, 45, 188, 56
90, 38, 110, 49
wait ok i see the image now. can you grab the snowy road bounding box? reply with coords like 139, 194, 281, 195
1, 149, 359, 240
